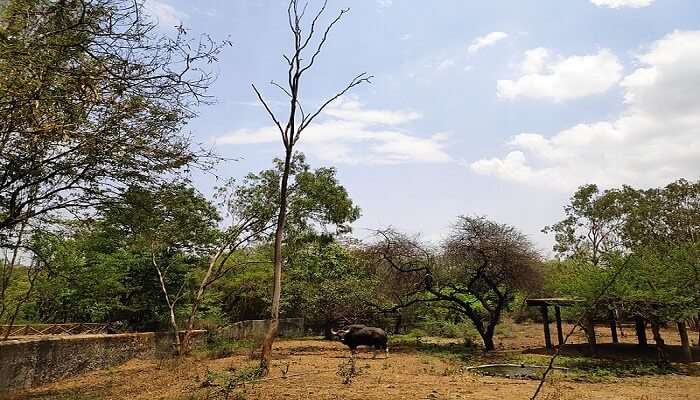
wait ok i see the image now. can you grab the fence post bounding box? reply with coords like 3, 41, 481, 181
677, 320, 693, 363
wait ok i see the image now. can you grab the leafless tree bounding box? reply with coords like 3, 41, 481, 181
151, 246, 187, 351
252, 0, 371, 373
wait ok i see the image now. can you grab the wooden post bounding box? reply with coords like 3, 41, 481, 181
540, 305, 552, 352
584, 315, 597, 354
608, 309, 619, 344
677, 320, 693, 363
554, 306, 564, 346
635, 316, 647, 347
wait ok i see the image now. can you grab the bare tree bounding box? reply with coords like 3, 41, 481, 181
151, 247, 187, 352
252, 0, 371, 373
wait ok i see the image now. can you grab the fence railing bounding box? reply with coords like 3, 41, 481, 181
0, 323, 122, 337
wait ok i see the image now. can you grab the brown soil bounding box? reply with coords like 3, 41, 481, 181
10, 321, 700, 400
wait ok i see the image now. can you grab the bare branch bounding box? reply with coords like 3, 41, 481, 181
298, 0, 328, 52
299, 6, 348, 74
251, 83, 288, 146
296, 73, 373, 142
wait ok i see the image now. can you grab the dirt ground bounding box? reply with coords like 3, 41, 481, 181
10, 321, 700, 400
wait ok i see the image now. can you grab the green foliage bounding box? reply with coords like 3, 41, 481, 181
283, 240, 376, 333
508, 354, 677, 382
212, 250, 272, 322
545, 179, 700, 322
0, 0, 225, 234
232, 152, 361, 242
9, 183, 221, 330
211, 154, 362, 325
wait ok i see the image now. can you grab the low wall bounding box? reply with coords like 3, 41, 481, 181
0, 330, 206, 393
216, 318, 304, 340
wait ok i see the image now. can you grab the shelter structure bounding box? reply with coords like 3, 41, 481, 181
525, 298, 582, 351
525, 297, 696, 363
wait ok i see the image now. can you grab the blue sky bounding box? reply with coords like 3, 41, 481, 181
146, 0, 700, 253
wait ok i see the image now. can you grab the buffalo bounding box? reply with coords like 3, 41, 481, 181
331, 324, 389, 358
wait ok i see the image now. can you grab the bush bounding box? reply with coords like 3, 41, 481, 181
195, 337, 255, 360
417, 320, 478, 340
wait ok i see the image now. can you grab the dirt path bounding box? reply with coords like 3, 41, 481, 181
13, 333, 700, 400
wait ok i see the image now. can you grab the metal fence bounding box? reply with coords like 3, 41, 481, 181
0, 323, 123, 337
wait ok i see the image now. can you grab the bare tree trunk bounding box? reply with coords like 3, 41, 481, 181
0, 220, 29, 323
393, 313, 402, 334
260, 147, 292, 373
3, 258, 40, 340
650, 320, 667, 364
252, 0, 370, 375
482, 314, 500, 351
181, 246, 226, 354
152, 251, 181, 353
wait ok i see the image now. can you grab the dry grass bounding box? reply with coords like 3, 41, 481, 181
7, 321, 700, 400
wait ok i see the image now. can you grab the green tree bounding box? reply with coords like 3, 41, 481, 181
209, 154, 361, 331
284, 240, 376, 339
543, 184, 626, 266
0, 0, 226, 235
373, 216, 543, 351
102, 183, 220, 350
0, 0, 227, 329
546, 179, 700, 357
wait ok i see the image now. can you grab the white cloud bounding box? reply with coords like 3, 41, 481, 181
472, 30, 700, 191
590, 0, 654, 9
468, 32, 509, 54
145, 0, 188, 27
400, 33, 412, 41
322, 97, 422, 126
520, 48, 550, 74
215, 97, 450, 165
437, 59, 456, 71
497, 48, 623, 101
377, 0, 393, 9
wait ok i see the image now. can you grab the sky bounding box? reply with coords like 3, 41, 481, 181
144, 0, 700, 254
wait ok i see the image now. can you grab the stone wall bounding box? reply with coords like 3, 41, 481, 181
0, 330, 206, 393
216, 318, 304, 341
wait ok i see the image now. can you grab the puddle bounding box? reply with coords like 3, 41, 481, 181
466, 364, 570, 379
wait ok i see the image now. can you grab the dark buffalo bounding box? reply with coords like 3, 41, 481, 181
331, 324, 389, 358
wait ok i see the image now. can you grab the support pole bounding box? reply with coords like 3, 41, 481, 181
540, 305, 552, 352
635, 316, 647, 347
608, 309, 619, 344
584, 315, 597, 354
677, 320, 693, 363
554, 306, 564, 346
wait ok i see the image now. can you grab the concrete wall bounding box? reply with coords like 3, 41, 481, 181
216, 318, 304, 341
0, 330, 206, 392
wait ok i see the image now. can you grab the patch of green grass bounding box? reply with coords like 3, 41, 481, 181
487, 353, 678, 382
192, 338, 256, 360
391, 334, 679, 383
390, 334, 479, 362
